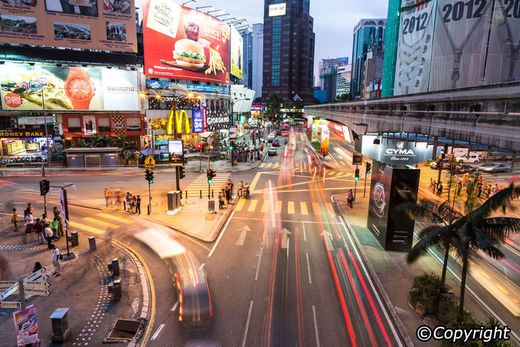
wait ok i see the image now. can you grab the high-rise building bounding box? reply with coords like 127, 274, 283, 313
252, 23, 264, 100
262, 0, 315, 104
241, 27, 254, 89
318, 57, 348, 103
381, 0, 400, 97
336, 64, 352, 99
351, 19, 386, 100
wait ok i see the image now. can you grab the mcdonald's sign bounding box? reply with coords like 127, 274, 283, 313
166, 110, 191, 135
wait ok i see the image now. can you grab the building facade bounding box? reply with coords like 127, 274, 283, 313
241, 27, 254, 90
351, 18, 386, 100
318, 57, 348, 103
252, 23, 264, 100
381, 0, 400, 98
336, 64, 352, 99
262, 0, 315, 104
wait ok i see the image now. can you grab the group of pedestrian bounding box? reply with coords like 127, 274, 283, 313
124, 192, 142, 214
218, 179, 235, 209
347, 189, 354, 208
432, 173, 503, 201
429, 178, 444, 196
235, 143, 261, 163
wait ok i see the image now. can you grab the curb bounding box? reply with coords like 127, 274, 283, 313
330, 194, 414, 347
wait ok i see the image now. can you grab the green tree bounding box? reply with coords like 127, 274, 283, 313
265, 92, 283, 121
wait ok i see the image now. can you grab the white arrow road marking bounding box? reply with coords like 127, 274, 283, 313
236, 224, 251, 246
281, 228, 291, 249
151, 323, 165, 341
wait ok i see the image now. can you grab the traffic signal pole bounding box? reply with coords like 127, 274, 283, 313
363, 167, 367, 198
354, 164, 359, 200
148, 180, 152, 215
41, 165, 47, 216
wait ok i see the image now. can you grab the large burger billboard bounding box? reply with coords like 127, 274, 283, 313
142, 0, 231, 84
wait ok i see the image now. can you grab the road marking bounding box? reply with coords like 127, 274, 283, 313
68, 221, 104, 235
208, 209, 236, 258
300, 202, 308, 216
302, 222, 307, 242
248, 199, 258, 212
306, 252, 312, 285
96, 213, 133, 224
241, 300, 254, 347
312, 305, 321, 347
171, 301, 179, 312
287, 201, 295, 215
250, 172, 262, 192
82, 217, 118, 229
236, 229, 247, 246
261, 201, 268, 213
255, 247, 263, 281
200, 263, 205, 270
150, 323, 165, 341
235, 199, 246, 212
312, 202, 321, 214
276, 201, 282, 214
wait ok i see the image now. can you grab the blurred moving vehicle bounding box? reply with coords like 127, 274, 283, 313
267, 134, 275, 143
268, 147, 277, 156
170, 251, 213, 330
456, 154, 481, 164
272, 139, 280, 147
478, 163, 512, 173
281, 130, 289, 137
454, 164, 477, 174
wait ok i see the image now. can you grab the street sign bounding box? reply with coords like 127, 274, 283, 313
0, 281, 16, 289
24, 281, 51, 290
353, 154, 363, 165
25, 269, 46, 282
144, 155, 156, 169
0, 283, 19, 301
24, 288, 50, 297
0, 300, 21, 309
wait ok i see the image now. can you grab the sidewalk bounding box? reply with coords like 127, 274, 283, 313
331, 193, 513, 346
0, 224, 145, 346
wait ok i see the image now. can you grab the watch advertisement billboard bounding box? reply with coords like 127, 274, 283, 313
0, 0, 136, 52
230, 26, 243, 79
367, 161, 419, 252
359, 135, 439, 166
394, 0, 436, 96
143, 0, 231, 84
429, 0, 493, 91
0, 63, 139, 111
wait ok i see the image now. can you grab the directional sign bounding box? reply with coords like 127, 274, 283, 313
144, 155, 156, 169
24, 281, 51, 290
0, 282, 19, 301
25, 268, 46, 282
0, 281, 16, 290
24, 288, 50, 297
0, 300, 21, 309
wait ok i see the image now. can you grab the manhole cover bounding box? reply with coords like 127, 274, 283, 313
106, 319, 141, 341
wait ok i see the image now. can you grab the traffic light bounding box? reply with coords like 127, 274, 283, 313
366, 162, 372, 174
145, 169, 154, 184
179, 166, 186, 179
354, 168, 360, 182
39, 179, 50, 196
229, 141, 235, 152
206, 168, 216, 184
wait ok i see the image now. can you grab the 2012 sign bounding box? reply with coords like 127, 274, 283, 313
441, 0, 487, 22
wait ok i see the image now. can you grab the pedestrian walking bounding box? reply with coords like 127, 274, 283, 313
347, 189, 354, 208
125, 192, 131, 211
50, 244, 61, 276
52, 217, 59, 240
430, 178, 434, 192
431, 180, 436, 193
477, 182, 483, 198
32, 261, 42, 273
45, 223, 54, 249
116, 191, 123, 210
485, 184, 491, 199
491, 183, 499, 195
104, 188, 110, 207
129, 195, 135, 213
24, 203, 33, 218
11, 208, 18, 231
33, 218, 44, 243
237, 181, 244, 198
437, 182, 443, 196
24, 212, 34, 234
457, 180, 462, 196
218, 192, 225, 209
136, 195, 141, 215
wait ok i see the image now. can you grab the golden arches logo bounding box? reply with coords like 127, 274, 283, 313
166, 110, 191, 135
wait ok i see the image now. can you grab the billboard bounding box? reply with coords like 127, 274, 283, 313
484, 0, 520, 84
0, 0, 136, 52
192, 109, 204, 133
230, 26, 243, 79
359, 135, 439, 166
13, 304, 39, 346
394, 0, 436, 96
269, 3, 286, 17
367, 161, 419, 252
0, 63, 139, 111
143, 0, 230, 84
429, 0, 493, 91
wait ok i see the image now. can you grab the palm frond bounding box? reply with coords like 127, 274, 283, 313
471, 184, 520, 222
408, 225, 458, 263
396, 200, 445, 224
479, 217, 520, 238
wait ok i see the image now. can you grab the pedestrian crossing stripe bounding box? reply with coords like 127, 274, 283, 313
82, 217, 118, 229
248, 200, 258, 212
96, 213, 134, 224
183, 173, 230, 191
69, 221, 105, 235
235, 199, 309, 215
235, 199, 246, 212
300, 202, 308, 215
287, 201, 295, 215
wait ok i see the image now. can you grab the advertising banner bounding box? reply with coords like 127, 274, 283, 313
168, 139, 183, 164
320, 128, 330, 156
394, 0, 436, 96
0, 0, 136, 52
484, 0, 520, 84
269, 3, 286, 17
206, 111, 229, 131
143, 0, 230, 83
230, 26, 243, 79
360, 135, 439, 165
145, 79, 230, 94
0, 63, 139, 111
367, 161, 419, 252
192, 109, 203, 133
13, 304, 39, 346
430, 0, 493, 91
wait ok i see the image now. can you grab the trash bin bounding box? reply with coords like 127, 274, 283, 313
50, 308, 71, 342
167, 191, 181, 213
69, 230, 79, 247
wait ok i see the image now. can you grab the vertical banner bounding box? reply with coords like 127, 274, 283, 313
192, 109, 204, 133
13, 305, 39, 347
484, 0, 520, 84
430, 0, 493, 91
394, 0, 436, 95
368, 161, 393, 246
320, 128, 330, 156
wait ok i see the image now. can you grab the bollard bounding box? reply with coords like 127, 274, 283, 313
50, 308, 71, 342
112, 278, 121, 301
111, 258, 120, 277
88, 236, 96, 252
211, 190, 214, 198
69, 230, 79, 247
185, 190, 188, 199
200, 190, 202, 199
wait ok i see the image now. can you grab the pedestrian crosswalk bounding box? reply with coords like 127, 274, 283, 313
182, 173, 230, 193
234, 198, 312, 216
69, 212, 132, 235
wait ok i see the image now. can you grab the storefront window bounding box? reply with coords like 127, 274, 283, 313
68, 117, 81, 132
127, 117, 141, 131
98, 117, 110, 132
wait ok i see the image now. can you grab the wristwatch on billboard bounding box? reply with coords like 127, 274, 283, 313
65, 67, 95, 110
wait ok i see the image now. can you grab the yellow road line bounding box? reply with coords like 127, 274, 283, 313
96, 212, 134, 224
235, 199, 246, 212
68, 221, 104, 235
83, 217, 118, 229
287, 201, 295, 215
300, 202, 309, 216
248, 199, 258, 212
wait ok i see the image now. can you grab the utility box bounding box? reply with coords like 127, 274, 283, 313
69, 230, 79, 247
50, 308, 71, 342
167, 191, 181, 214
